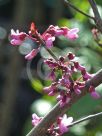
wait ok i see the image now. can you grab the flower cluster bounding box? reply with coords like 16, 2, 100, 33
32, 113, 73, 136
44, 52, 100, 107
10, 23, 79, 60
10, 23, 101, 136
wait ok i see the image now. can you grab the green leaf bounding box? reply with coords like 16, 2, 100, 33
31, 79, 43, 93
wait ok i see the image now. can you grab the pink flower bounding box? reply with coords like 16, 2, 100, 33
48, 25, 64, 36
58, 75, 71, 89
74, 62, 85, 71
82, 72, 92, 81
32, 113, 42, 126
66, 28, 79, 40
42, 25, 79, 48
58, 114, 73, 135
91, 91, 100, 99
68, 52, 75, 60
44, 59, 58, 68
73, 84, 81, 95
61, 27, 79, 40
89, 85, 100, 99
42, 33, 55, 48
43, 84, 57, 96
48, 26, 79, 40
57, 92, 71, 107
10, 29, 27, 45
48, 70, 56, 80
25, 48, 39, 60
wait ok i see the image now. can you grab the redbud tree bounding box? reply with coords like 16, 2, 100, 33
9, 0, 102, 136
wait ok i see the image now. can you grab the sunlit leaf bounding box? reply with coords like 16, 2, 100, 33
31, 79, 43, 93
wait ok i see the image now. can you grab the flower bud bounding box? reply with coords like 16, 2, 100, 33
68, 52, 75, 60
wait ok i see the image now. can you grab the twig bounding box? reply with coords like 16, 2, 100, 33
69, 111, 102, 127
88, 0, 102, 32
64, 0, 95, 20
35, 31, 58, 61
26, 69, 102, 136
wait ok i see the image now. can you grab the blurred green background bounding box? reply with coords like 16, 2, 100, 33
0, 0, 102, 136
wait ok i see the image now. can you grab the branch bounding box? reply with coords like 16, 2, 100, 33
26, 69, 102, 136
69, 111, 102, 127
88, 0, 102, 33
64, 0, 102, 33
64, 0, 95, 20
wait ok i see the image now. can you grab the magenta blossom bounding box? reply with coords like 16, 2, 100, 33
48, 70, 56, 80
41, 25, 79, 47
10, 29, 27, 45
32, 113, 42, 126
68, 52, 75, 60
31, 113, 73, 136
45, 25, 79, 40
66, 28, 79, 40
45, 25, 64, 36
89, 85, 100, 99
58, 114, 73, 135
42, 33, 55, 48
44, 84, 57, 96
10, 24, 79, 49
25, 48, 40, 60
57, 92, 71, 107
73, 84, 82, 95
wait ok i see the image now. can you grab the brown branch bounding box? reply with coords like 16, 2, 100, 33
64, 0, 95, 20
26, 69, 102, 136
88, 0, 102, 33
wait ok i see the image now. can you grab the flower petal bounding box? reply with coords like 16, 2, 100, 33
25, 48, 39, 60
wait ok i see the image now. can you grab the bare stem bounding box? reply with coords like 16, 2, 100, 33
69, 111, 102, 127
64, 0, 95, 20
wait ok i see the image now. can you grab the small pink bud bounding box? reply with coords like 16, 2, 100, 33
59, 56, 65, 62
68, 52, 75, 60
73, 84, 81, 95
42, 33, 55, 48
48, 70, 56, 80
82, 72, 92, 80
89, 86, 100, 99
91, 91, 100, 99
